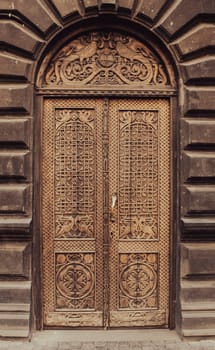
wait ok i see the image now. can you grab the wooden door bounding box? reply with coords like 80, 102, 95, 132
41, 97, 170, 328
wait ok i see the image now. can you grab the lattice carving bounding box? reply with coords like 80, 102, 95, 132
119, 253, 158, 309
119, 110, 158, 240
55, 253, 95, 310
44, 32, 169, 87
54, 108, 96, 238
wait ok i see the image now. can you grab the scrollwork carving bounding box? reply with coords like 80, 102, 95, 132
44, 32, 169, 87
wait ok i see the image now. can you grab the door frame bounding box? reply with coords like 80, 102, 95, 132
33, 91, 178, 330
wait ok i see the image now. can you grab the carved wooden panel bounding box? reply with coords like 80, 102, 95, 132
43, 32, 170, 88
109, 99, 170, 327
42, 98, 104, 327
42, 98, 170, 328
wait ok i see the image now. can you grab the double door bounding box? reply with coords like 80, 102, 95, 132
41, 97, 170, 328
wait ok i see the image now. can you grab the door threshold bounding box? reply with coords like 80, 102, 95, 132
33, 329, 179, 342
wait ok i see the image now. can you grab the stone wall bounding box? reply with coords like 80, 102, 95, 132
0, 0, 214, 338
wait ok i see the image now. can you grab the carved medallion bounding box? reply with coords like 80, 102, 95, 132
119, 253, 158, 309
44, 32, 169, 87
55, 253, 95, 309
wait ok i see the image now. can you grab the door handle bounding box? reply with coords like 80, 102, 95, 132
111, 193, 117, 211
110, 193, 117, 223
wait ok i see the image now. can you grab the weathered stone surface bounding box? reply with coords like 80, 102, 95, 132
158, 0, 215, 38
136, 0, 167, 23
0, 281, 31, 311
0, 312, 30, 338
181, 59, 215, 84
0, 55, 32, 82
50, 0, 83, 17
181, 217, 215, 234
0, 151, 31, 180
0, 118, 31, 147
181, 280, 215, 310
0, 86, 32, 113
181, 243, 215, 277
0, 242, 31, 278
100, 0, 117, 10
173, 25, 215, 59
182, 310, 215, 337
118, 0, 135, 13
181, 185, 215, 215
0, 217, 32, 235
83, 0, 97, 12
182, 151, 215, 181
1, 331, 215, 349
0, 0, 57, 34
0, 21, 43, 55
181, 119, 215, 148
0, 184, 30, 214
184, 89, 215, 115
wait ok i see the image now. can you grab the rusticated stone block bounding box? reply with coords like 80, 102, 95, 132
173, 25, 215, 59
181, 185, 215, 215
182, 310, 215, 337
0, 86, 32, 113
136, 0, 167, 23
83, 0, 97, 12
184, 89, 215, 115
0, 21, 43, 55
0, 184, 30, 214
0, 312, 30, 338
0, 216, 32, 235
0, 281, 31, 311
0, 118, 31, 147
181, 280, 215, 310
181, 119, 215, 148
0, 0, 57, 34
0, 55, 32, 81
158, 0, 214, 38
118, 0, 135, 13
181, 59, 215, 84
0, 242, 31, 278
50, 0, 83, 17
100, 0, 117, 10
182, 151, 215, 181
181, 243, 215, 277
0, 151, 31, 180
181, 217, 215, 234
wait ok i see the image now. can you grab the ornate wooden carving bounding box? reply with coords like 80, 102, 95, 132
42, 98, 170, 328
54, 108, 96, 239
119, 253, 158, 309
55, 253, 95, 310
119, 110, 158, 240
44, 32, 169, 88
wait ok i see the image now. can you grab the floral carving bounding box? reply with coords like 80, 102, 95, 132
44, 32, 169, 87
